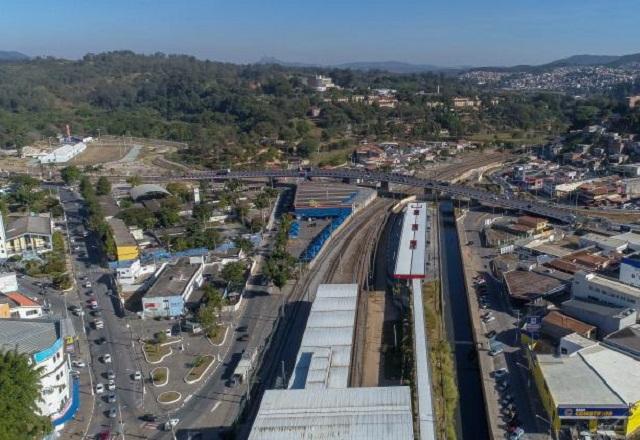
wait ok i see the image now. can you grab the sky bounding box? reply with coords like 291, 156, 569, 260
1, 0, 639, 67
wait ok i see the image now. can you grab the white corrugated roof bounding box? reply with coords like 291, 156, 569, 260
394, 203, 427, 279
288, 284, 357, 390
249, 387, 414, 440
579, 345, 640, 404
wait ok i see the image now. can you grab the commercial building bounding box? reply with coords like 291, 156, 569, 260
541, 310, 596, 341
603, 324, 640, 359
308, 74, 335, 92
141, 258, 203, 318
107, 217, 139, 262
620, 254, 640, 288
394, 202, 427, 279
249, 284, 415, 439
293, 182, 376, 218
530, 344, 640, 437
0, 318, 78, 429
0, 271, 18, 292
0, 214, 53, 259
503, 270, 568, 303
579, 233, 628, 254
572, 271, 640, 308
37, 141, 86, 164
612, 232, 640, 252
561, 298, 637, 337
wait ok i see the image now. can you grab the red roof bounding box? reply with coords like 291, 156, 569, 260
4, 292, 40, 307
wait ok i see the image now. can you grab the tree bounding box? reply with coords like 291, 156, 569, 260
0, 350, 53, 439
52, 273, 72, 290
193, 203, 213, 224
60, 166, 81, 185
220, 261, 246, 286
52, 231, 65, 254
96, 176, 112, 196
235, 236, 254, 254
126, 175, 142, 187
254, 192, 270, 225
166, 182, 191, 201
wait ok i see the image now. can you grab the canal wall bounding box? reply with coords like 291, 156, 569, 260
454, 209, 501, 440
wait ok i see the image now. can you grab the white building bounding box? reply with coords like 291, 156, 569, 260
579, 233, 628, 254
620, 254, 640, 288
0, 271, 18, 293
308, 75, 335, 92
115, 259, 156, 285
0, 318, 77, 430
573, 271, 640, 308
0, 292, 43, 319
38, 142, 86, 164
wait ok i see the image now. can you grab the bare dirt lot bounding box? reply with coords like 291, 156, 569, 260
361, 291, 386, 387
70, 144, 131, 166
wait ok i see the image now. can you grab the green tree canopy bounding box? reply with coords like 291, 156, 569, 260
0, 350, 53, 439
60, 166, 81, 185
220, 261, 246, 286
96, 176, 112, 196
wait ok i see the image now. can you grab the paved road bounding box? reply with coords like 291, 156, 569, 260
58, 186, 144, 439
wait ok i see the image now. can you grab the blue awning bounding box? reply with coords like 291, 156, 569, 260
52, 378, 80, 427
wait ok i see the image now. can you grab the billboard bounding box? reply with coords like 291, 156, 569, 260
558, 406, 629, 419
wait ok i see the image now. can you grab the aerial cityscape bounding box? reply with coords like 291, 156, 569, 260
2, 1, 640, 440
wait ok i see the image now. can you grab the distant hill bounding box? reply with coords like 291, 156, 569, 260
0, 50, 29, 61
544, 54, 622, 67
256, 57, 458, 73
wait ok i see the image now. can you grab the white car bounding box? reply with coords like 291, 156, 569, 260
482, 316, 496, 323
72, 360, 86, 368
164, 419, 179, 431
95, 383, 105, 394
493, 368, 508, 379
107, 380, 116, 391
85, 281, 92, 288
94, 320, 104, 329
102, 354, 112, 363
133, 371, 142, 381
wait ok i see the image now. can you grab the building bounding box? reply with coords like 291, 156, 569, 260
562, 298, 637, 337
579, 233, 628, 254
141, 258, 203, 318
293, 182, 376, 218
249, 284, 415, 439
621, 254, 640, 287
37, 141, 86, 164
394, 202, 427, 280
603, 324, 640, 359
115, 259, 156, 285
308, 75, 335, 92
541, 310, 596, 341
628, 95, 640, 109
572, 271, 640, 308
0, 292, 43, 319
0, 214, 53, 259
129, 184, 171, 202
452, 96, 481, 109
517, 215, 549, 233
354, 144, 387, 167
0, 271, 18, 292
0, 318, 78, 429
503, 270, 568, 303
530, 344, 640, 437
107, 218, 139, 262
612, 232, 640, 252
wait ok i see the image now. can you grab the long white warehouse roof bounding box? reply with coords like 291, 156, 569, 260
249, 387, 414, 440
394, 202, 427, 279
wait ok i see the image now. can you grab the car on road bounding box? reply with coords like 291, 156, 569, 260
93, 319, 104, 329
489, 347, 504, 356
107, 394, 117, 403
493, 368, 508, 379
91, 310, 102, 317
95, 336, 106, 345
485, 330, 497, 339
84, 281, 92, 288
102, 354, 112, 363
141, 414, 159, 422
509, 427, 524, 440
97, 429, 111, 440
107, 407, 117, 419
70, 305, 81, 313
133, 371, 142, 380
106, 370, 115, 380
107, 379, 116, 391
163, 419, 180, 431
95, 383, 105, 394
71, 360, 86, 368
482, 315, 496, 323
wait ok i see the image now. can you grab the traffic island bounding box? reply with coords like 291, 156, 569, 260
151, 367, 169, 387
206, 324, 228, 346
142, 341, 172, 364
157, 391, 181, 405
184, 355, 215, 384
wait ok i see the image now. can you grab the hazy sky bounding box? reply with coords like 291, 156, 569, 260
1, 0, 639, 66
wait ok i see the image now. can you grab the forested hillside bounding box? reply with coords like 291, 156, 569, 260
0, 51, 634, 168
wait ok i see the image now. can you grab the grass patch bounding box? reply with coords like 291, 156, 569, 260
157, 390, 181, 404
143, 341, 171, 363
423, 280, 459, 440
207, 324, 227, 345
185, 355, 215, 383
151, 367, 169, 386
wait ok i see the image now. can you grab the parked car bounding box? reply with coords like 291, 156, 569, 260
483, 316, 496, 323
489, 347, 504, 356
485, 330, 497, 339
141, 414, 159, 422
133, 371, 142, 381
107, 379, 116, 391
509, 427, 524, 440
95, 383, 105, 394
72, 360, 86, 368
106, 370, 115, 380
164, 419, 180, 431
107, 394, 117, 404
84, 281, 92, 288
493, 368, 508, 379
94, 320, 104, 329
102, 354, 112, 363
108, 407, 117, 418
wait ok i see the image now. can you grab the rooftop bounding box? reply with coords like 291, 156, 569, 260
289, 284, 358, 390
562, 298, 636, 319
580, 233, 627, 249
5, 214, 51, 240
2, 292, 40, 308
541, 310, 595, 339
503, 270, 567, 301
394, 203, 427, 279
130, 184, 170, 201
249, 387, 414, 440
0, 318, 60, 356
578, 272, 640, 300
147, 258, 201, 298
107, 218, 137, 247
603, 324, 640, 358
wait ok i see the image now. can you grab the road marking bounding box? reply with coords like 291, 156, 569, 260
184, 394, 193, 403
210, 401, 221, 413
